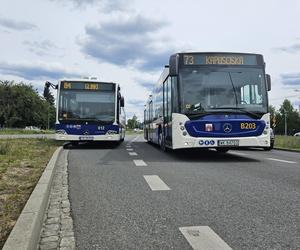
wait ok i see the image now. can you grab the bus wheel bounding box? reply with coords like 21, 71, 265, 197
216, 148, 229, 153
71, 141, 79, 147
159, 132, 166, 151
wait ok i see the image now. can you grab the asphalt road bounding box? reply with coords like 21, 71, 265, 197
67, 135, 300, 249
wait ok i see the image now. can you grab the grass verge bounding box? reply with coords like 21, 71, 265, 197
275, 135, 300, 151
0, 129, 55, 135
0, 139, 62, 248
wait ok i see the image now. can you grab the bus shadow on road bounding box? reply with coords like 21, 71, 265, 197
168, 149, 260, 163
136, 142, 260, 163
63, 141, 121, 150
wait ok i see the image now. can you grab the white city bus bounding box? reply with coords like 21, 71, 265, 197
144, 52, 272, 152
54, 78, 126, 144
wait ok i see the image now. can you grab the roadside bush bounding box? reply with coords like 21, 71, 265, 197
0, 141, 11, 155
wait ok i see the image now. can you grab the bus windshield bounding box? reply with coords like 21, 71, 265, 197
180, 67, 268, 115
58, 90, 115, 123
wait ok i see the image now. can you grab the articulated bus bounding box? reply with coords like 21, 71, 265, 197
55, 78, 125, 144
144, 52, 272, 152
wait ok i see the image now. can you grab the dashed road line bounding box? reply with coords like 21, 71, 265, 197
265, 158, 297, 164
129, 152, 138, 156
130, 135, 141, 143
126, 148, 133, 151
143, 175, 171, 191
133, 160, 147, 166
179, 226, 232, 250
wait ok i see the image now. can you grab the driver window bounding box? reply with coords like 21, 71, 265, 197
240, 84, 262, 104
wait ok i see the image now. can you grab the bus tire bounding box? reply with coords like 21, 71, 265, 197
159, 132, 167, 152
71, 141, 79, 147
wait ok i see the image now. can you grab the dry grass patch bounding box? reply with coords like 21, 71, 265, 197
0, 139, 62, 248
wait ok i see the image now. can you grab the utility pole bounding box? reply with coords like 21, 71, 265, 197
47, 105, 49, 130
283, 109, 287, 136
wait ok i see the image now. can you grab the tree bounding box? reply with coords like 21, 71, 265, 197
275, 99, 300, 135
127, 115, 139, 129
0, 80, 56, 129
43, 84, 55, 106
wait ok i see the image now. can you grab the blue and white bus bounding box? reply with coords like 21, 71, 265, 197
55, 78, 125, 144
144, 52, 272, 152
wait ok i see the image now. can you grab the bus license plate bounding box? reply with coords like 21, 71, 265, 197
218, 140, 239, 147
79, 136, 94, 141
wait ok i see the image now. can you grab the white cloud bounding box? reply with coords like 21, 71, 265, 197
0, 61, 83, 80
0, 17, 37, 31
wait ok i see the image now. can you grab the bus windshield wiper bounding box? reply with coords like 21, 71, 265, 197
228, 72, 239, 106
185, 111, 214, 118
210, 107, 261, 118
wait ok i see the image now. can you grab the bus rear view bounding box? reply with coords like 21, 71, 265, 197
56, 79, 125, 143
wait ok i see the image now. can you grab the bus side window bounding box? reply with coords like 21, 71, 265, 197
171, 76, 178, 113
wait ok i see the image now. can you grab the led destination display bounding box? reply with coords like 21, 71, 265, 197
183, 53, 259, 66
61, 82, 114, 91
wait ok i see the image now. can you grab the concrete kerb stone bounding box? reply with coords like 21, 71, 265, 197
3, 146, 63, 250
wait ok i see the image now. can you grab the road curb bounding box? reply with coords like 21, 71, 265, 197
3, 146, 63, 250
274, 147, 300, 153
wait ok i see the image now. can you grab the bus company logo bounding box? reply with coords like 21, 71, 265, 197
223, 123, 232, 133
84, 130, 90, 135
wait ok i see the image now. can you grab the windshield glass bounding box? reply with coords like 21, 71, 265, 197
58, 89, 115, 122
180, 67, 267, 114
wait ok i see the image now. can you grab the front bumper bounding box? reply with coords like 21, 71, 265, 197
55, 134, 121, 141
172, 134, 271, 149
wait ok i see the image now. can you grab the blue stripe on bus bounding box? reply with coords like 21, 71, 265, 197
184, 114, 266, 138
55, 124, 119, 135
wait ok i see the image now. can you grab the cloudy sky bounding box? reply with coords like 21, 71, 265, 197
1, 0, 300, 119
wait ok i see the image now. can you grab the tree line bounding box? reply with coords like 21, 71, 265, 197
270, 99, 300, 135
0, 80, 55, 129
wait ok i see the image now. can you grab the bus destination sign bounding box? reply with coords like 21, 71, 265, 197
61, 82, 114, 91
183, 54, 257, 66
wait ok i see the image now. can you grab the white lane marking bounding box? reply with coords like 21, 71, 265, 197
129, 152, 138, 156
179, 226, 232, 250
143, 175, 171, 191
126, 148, 133, 151
133, 160, 147, 166
229, 151, 248, 156
130, 135, 141, 143
126, 145, 132, 147
265, 158, 297, 164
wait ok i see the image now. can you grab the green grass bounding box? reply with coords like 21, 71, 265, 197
0, 129, 55, 135
0, 139, 62, 248
274, 135, 300, 151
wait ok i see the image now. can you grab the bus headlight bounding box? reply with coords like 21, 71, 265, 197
106, 130, 118, 135
180, 126, 185, 131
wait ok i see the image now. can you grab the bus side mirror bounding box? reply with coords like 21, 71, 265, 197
120, 96, 125, 107
169, 54, 179, 76
266, 74, 271, 91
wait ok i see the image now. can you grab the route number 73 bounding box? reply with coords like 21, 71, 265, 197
184, 55, 195, 65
